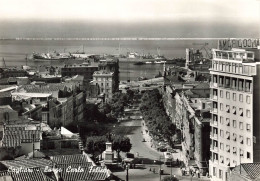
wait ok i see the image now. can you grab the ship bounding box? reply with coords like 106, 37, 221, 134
119, 50, 167, 64
29, 51, 72, 61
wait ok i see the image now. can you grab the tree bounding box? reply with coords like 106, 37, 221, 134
112, 135, 132, 160
84, 136, 107, 161
162, 176, 179, 181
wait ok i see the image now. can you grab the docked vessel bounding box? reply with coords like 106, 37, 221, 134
119, 47, 168, 64
29, 51, 72, 61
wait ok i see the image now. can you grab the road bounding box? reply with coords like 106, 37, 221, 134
112, 107, 210, 181
113, 109, 182, 181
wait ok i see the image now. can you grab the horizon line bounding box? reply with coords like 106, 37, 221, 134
0, 38, 259, 41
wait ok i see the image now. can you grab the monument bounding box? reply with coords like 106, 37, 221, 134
103, 133, 114, 163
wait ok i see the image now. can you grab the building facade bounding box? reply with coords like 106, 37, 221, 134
61, 64, 98, 83
93, 70, 116, 99
209, 48, 260, 181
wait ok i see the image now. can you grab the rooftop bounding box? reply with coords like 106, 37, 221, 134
50, 154, 94, 165
231, 163, 260, 180
63, 64, 98, 68
0, 167, 49, 181
1, 158, 52, 170
93, 70, 114, 75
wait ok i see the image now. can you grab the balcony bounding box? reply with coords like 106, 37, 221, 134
210, 120, 218, 127
210, 108, 218, 114
210, 95, 218, 101
210, 134, 218, 140
210, 82, 218, 88
214, 159, 219, 164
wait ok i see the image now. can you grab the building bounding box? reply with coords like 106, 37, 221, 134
209, 48, 260, 181
0, 68, 28, 78
93, 70, 117, 99
98, 58, 119, 92
173, 87, 211, 174
0, 85, 17, 106
0, 115, 42, 155
61, 64, 98, 83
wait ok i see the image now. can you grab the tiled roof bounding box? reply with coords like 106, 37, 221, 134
0, 170, 10, 177
58, 165, 110, 181
51, 154, 92, 165
242, 163, 260, 179
11, 168, 47, 181
56, 163, 93, 168
0, 158, 52, 171
0, 168, 49, 181
2, 130, 41, 147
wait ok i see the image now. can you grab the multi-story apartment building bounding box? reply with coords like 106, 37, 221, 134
93, 70, 117, 99
61, 64, 98, 83
209, 48, 260, 181
98, 58, 119, 92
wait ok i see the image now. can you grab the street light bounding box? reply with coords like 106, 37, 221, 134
126, 164, 129, 181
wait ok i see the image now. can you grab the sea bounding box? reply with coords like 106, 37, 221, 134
1, 19, 259, 80
0, 39, 219, 81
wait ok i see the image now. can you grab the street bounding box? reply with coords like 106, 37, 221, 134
112, 107, 209, 181
111, 102, 211, 181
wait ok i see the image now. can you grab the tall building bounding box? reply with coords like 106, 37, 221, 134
209, 48, 260, 181
98, 58, 119, 92
61, 64, 98, 84
93, 70, 117, 99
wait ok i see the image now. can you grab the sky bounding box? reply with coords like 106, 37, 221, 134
0, 0, 259, 23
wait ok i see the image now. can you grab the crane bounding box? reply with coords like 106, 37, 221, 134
192, 42, 212, 59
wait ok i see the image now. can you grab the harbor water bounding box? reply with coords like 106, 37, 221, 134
0, 39, 218, 81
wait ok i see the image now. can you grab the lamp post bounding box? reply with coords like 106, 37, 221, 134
126, 164, 129, 181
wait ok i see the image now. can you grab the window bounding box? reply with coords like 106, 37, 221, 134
220, 116, 224, 125
220, 130, 224, 138
233, 133, 237, 141
239, 122, 243, 130
233, 93, 236, 101
246, 124, 251, 132
247, 138, 251, 146
220, 90, 223, 98
233, 160, 237, 165
226, 158, 230, 166
233, 147, 237, 155
213, 167, 216, 176
226, 105, 230, 113
226, 118, 230, 126
226, 145, 230, 152
246, 96, 251, 104
220, 156, 224, 164
233, 106, 236, 115
220, 143, 224, 150
240, 135, 244, 144
233, 120, 237, 128
247, 152, 251, 159
246, 110, 251, 118
226, 92, 230, 99
220, 103, 223, 111
239, 94, 243, 102
240, 150, 244, 158
239, 108, 243, 117
226, 131, 230, 140
219, 169, 223, 179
